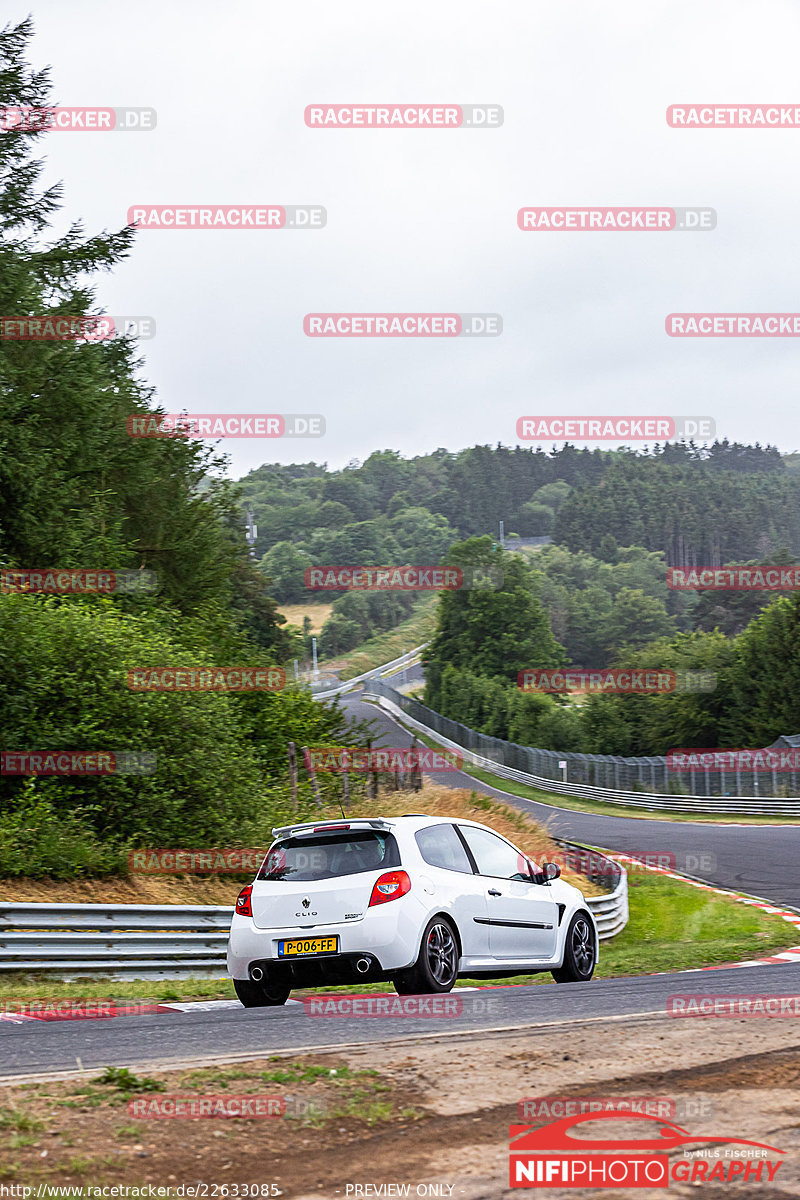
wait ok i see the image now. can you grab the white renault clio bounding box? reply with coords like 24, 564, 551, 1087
227, 814, 597, 1006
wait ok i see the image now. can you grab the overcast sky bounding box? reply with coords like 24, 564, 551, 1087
14, 0, 800, 475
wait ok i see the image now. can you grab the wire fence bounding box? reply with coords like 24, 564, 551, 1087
366, 680, 800, 805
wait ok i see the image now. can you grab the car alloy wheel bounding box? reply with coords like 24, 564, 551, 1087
571, 917, 594, 976
426, 921, 458, 986
552, 911, 596, 984
393, 916, 459, 994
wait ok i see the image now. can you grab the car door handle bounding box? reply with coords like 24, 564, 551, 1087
488, 888, 502, 896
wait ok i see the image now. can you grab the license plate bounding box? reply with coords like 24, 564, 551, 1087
277, 936, 339, 958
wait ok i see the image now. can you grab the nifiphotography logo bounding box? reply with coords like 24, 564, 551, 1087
508, 1113, 784, 1188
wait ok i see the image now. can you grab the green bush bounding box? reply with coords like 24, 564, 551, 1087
0, 596, 360, 864
0, 780, 121, 877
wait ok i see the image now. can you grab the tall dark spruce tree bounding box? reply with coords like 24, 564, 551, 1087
0, 16, 290, 652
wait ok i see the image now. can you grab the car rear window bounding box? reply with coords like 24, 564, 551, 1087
258, 830, 401, 881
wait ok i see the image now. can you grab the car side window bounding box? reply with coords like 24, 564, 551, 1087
457, 825, 530, 880
415, 823, 474, 873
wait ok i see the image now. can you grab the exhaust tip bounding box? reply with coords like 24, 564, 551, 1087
355, 957, 371, 974
250, 965, 264, 982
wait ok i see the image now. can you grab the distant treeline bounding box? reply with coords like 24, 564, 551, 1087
240, 442, 796, 573
555, 458, 800, 566
423, 538, 800, 758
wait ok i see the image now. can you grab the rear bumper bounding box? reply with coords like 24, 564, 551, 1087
248, 951, 392, 987
227, 905, 419, 983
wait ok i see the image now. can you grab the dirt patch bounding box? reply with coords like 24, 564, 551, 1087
277, 603, 333, 634
0, 1055, 428, 1192
2, 1017, 800, 1197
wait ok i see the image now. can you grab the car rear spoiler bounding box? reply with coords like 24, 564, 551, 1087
270, 818, 396, 839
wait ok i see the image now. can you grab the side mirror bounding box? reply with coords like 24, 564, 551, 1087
542, 861, 561, 882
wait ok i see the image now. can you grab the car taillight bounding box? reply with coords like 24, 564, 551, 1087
368, 870, 411, 907
235, 884, 253, 917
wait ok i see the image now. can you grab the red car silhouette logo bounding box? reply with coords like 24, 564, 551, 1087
510, 1111, 784, 1154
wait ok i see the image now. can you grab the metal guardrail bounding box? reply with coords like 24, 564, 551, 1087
310, 644, 426, 698
590, 884, 629, 940
0, 852, 626, 975
555, 843, 629, 940
0, 903, 233, 976
364, 684, 800, 815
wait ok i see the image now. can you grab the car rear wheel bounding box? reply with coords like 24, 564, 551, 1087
552, 912, 596, 983
393, 916, 459, 994
233, 978, 291, 1007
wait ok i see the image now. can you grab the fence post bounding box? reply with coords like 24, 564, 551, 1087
287, 741, 298, 808
410, 738, 423, 792
365, 739, 378, 799
302, 746, 322, 806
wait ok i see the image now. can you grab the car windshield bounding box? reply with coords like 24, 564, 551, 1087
258, 830, 401, 881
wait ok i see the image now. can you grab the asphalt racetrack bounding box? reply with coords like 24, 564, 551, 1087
3, 964, 799, 1080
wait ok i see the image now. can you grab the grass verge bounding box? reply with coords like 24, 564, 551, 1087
328, 596, 436, 680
